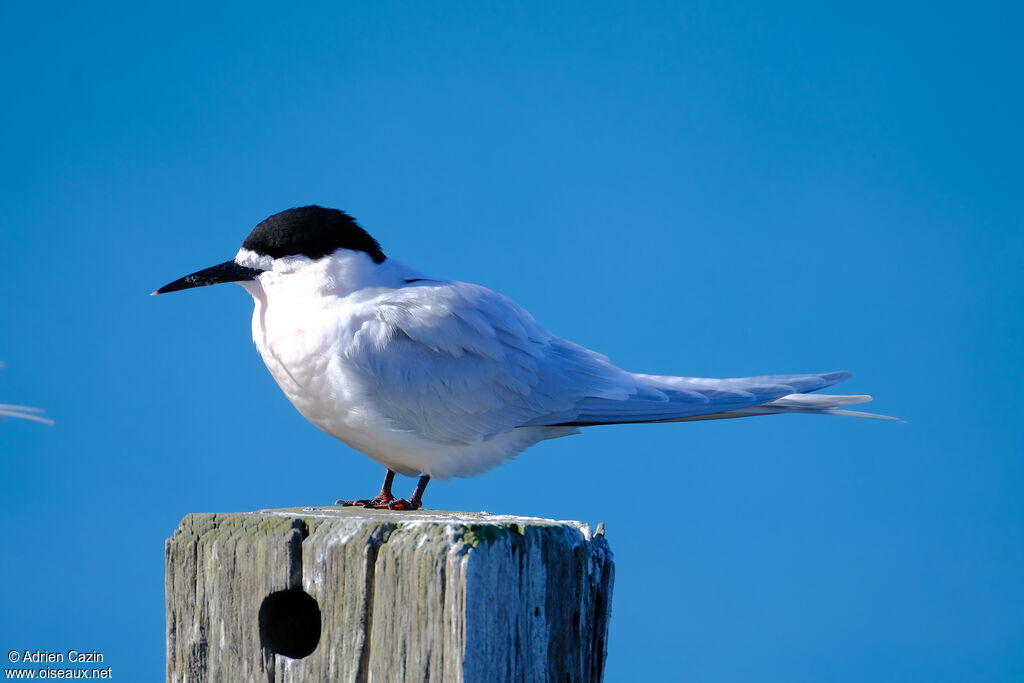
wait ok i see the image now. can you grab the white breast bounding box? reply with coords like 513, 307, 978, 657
238, 251, 571, 479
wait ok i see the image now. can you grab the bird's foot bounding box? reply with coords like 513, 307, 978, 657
335, 496, 422, 511
336, 495, 394, 507
336, 473, 428, 512
379, 498, 421, 511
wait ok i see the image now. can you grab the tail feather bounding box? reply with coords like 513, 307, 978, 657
534, 370, 899, 427
766, 393, 871, 408
686, 393, 903, 422
635, 370, 853, 394
0, 403, 55, 424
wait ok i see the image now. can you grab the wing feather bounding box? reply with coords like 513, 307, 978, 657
344, 282, 633, 443
343, 282, 864, 440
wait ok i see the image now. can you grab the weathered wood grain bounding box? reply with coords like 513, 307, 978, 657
166, 507, 614, 683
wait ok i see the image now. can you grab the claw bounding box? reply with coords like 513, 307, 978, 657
385, 498, 420, 511
335, 471, 429, 512
336, 497, 421, 511
336, 495, 394, 507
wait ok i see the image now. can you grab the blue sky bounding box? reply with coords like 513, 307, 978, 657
1, 2, 1021, 680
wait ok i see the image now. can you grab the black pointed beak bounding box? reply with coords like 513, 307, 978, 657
152, 260, 262, 295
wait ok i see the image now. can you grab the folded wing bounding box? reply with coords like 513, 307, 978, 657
344, 282, 893, 444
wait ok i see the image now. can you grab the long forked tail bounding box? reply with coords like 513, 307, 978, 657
636, 370, 901, 423
0, 403, 55, 424
0, 362, 54, 424
537, 370, 900, 427
671, 392, 902, 422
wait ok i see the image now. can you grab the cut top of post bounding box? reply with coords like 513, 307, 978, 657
166, 506, 614, 683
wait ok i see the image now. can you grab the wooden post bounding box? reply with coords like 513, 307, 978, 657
166, 507, 614, 682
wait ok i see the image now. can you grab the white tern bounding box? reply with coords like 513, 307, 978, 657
155, 206, 894, 509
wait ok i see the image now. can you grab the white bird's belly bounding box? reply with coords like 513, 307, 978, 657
248, 295, 571, 479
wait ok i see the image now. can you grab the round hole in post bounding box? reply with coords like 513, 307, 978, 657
258, 589, 321, 659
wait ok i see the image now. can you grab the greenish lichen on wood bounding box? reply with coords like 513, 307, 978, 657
166, 507, 614, 683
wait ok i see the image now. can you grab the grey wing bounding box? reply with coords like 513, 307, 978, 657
528, 371, 855, 426
343, 282, 637, 444
345, 283, 864, 442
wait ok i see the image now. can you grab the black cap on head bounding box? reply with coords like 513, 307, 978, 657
242, 205, 386, 263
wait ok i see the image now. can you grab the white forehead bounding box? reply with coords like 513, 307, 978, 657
234, 248, 273, 269
234, 247, 314, 273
